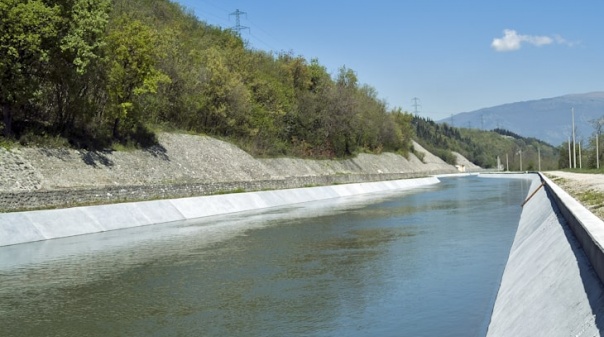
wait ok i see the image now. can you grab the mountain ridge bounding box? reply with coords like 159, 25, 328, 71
440, 91, 604, 146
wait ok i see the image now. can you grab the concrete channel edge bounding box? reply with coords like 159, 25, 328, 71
0, 176, 442, 247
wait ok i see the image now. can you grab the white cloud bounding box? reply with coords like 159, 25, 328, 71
491, 29, 571, 52
554, 34, 577, 47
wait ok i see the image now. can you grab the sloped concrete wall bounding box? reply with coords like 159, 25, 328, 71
0, 176, 440, 247
486, 174, 604, 336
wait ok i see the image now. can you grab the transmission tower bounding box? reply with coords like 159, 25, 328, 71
229, 9, 250, 36
412, 97, 421, 116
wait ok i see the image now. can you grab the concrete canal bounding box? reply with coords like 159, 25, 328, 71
0, 176, 535, 336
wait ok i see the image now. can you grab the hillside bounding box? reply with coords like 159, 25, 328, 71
439, 92, 604, 146
412, 116, 559, 170
1, 0, 414, 160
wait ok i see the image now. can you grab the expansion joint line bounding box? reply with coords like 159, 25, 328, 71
521, 182, 546, 207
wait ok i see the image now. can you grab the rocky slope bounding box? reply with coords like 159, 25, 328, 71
0, 133, 470, 193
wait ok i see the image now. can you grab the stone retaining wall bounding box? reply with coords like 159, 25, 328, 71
0, 171, 450, 212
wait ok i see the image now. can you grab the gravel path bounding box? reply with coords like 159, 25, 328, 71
545, 171, 604, 219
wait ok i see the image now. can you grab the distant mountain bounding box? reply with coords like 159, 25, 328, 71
439, 92, 604, 146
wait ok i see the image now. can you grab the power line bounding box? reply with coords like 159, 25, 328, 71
249, 32, 275, 50
199, 0, 229, 14
247, 18, 290, 51
183, 1, 230, 26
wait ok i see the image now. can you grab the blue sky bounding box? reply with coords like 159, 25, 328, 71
175, 0, 604, 120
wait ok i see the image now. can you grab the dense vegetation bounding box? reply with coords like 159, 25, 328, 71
0, 0, 414, 158
412, 117, 559, 170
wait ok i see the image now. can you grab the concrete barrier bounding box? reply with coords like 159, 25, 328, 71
0, 176, 440, 247
486, 173, 604, 336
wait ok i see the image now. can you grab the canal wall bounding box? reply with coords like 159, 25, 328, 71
0, 176, 440, 247
486, 173, 604, 336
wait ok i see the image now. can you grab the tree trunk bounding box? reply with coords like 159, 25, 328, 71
112, 117, 120, 139
2, 103, 13, 138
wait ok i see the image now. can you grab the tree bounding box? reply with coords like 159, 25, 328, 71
323, 66, 359, 156
391, 109, 414, 154
195, 47, 251, 136
104, 17, 170, 138
0, 0, 60, 137
558, 141, 571, 169
47, 0, 111, 131
587, 117, 604, 169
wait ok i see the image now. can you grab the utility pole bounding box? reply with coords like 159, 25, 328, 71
412, 97, 421, 116
568, 136, 571, 168
538, 146, 541, 171
579, 141, 582, 169
229, 9, 250, 36
598, 132, 600, 169
572, 107, 576, 168
506, 153, 509, 171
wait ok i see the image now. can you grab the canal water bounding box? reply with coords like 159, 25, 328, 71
0, 176, 530, 337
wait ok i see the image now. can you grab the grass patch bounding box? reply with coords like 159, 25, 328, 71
111, 142, 136, 152
215, 188, 246, 195
577, 189, 604, 206
548, 176, 568, 184
0, 138, 16, 150
18, 131, 70, 148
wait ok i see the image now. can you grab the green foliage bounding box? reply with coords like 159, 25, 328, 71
58, 0, 111, 75
105, 16, 171, 138
45, 0, 111, 135
0, 0, 60, 137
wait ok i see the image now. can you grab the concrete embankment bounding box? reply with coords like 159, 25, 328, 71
0, 176, 440, 247
486, 173, 604, 336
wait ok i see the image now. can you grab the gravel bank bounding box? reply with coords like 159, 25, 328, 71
0, 133, 462, 192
